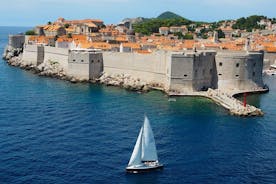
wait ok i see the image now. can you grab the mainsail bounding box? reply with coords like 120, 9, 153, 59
128, 127, 143, 166
141, 116, 158, 161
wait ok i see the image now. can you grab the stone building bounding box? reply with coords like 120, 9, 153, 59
166, 51, 217, 92
43, 25, 66, 37
8, 35, 25, 48
159, 27, 169, 36
75, 23, 99, 35
215, 51, 264, 90
68, 49, 103, 80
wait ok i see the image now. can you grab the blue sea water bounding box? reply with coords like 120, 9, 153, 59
0, 27, 275, 184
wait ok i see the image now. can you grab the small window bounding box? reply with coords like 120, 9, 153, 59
73, 59, 76, 62
184, 74, 187, 77
98, 60, 100, 63
203, 69, 205, 75
253, 72, 255, 76
219, 62, 223, 66
209, 69, 212, 74
235, 74, 239, 77
253, 63, 256, 67
91, 60, 94, 63
236, 63, 239, 67
81, 60, 84, 62
218, 73, 222, 76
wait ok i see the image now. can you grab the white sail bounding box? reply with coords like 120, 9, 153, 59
128, 127, 143, 166
141, 116, 158, 161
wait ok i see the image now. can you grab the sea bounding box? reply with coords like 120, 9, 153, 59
0, 27, 275, 184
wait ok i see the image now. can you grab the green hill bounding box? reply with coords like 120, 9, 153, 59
157, 11, 183, 19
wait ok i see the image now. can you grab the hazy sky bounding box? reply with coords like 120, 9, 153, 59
1, 0, 275, 26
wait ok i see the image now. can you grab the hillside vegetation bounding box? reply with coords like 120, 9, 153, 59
157, 11, 183, 19
232, 15, 266, 32
133, 12, 191, 35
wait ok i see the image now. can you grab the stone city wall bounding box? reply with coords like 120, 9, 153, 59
167, 51, 217, 92
264, 52, 276, 68
8, 35, 25, 49
19, 42, 265, 94
68, 50, 103, 80
215, 51, 264, 91
102, 51, 170, 85
22, 44, 40, 65
43, 46, 69, 72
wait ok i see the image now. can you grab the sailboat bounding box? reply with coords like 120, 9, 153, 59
126, 116, 163, 173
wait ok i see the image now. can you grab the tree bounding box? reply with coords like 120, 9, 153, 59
64, 24, 70, 28
54, 35, 59, 41
133, 18, 191, 35
183, 33, 193, 40
25, 30, 36, 35
232, 15, 266, 31
217, 29, 225, 38
173, 32, 184, 39
67, 33, 72, 38
47, 21, 52, 25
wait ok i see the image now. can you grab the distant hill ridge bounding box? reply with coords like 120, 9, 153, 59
157, 11, 184, 19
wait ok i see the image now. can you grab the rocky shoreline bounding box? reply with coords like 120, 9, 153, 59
2, 47, 162, 93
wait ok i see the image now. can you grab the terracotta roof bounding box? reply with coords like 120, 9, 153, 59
122, 43, 141, 49
63, 19, 103, 25
43, 25, 62, 31
84, 23, 97, 28
135, 50, 152, 54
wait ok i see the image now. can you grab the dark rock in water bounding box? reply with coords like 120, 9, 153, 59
70, 78, 77, 83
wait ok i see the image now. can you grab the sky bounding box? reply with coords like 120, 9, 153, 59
0, 0, 275, 26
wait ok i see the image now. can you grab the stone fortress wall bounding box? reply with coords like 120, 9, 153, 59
43, 46, 69, 72
102, 51, 169, 85
167, 51, 217, 92
9, 35, 266, 93
216, 51, 264, 91
264, 52, 276, 69
8, 35, 25, 49
68, 50, 103, 80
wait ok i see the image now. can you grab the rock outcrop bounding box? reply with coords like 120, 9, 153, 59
3, 48, 67, 80
2, 46, 23, 60
98, 73, 163, 92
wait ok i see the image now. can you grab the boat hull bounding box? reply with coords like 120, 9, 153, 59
126, 164, 164, 173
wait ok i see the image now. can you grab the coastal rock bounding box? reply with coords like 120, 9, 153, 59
98, 72, 152, 92
2, 46, 23, 60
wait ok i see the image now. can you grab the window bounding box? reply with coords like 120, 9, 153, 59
209, 69, 212, 74
219, 62, 223, 66
218, 73, 222, 76
184, 74, 188, 77
253, 72, 255, 77
253, 63, 256, 67
235, 74, 239, 78
91, 60, 94, 63
81, 60, 84, 62
203, 69, 205, 75
236, 63, 239, 67
73, 59, 76, 62
98, 60, 100, 63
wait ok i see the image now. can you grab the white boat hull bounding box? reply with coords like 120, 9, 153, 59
126, 163, 164, 173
